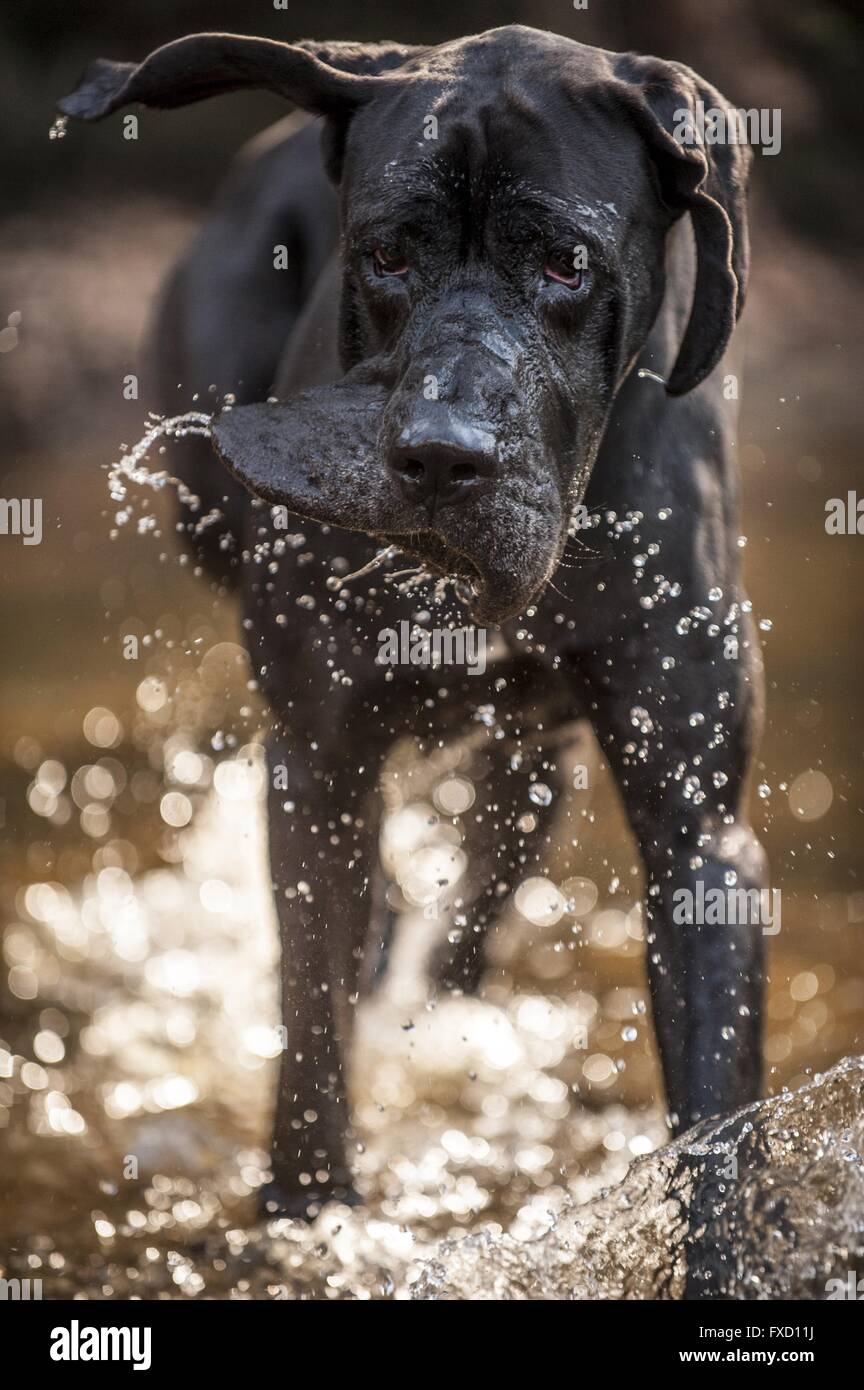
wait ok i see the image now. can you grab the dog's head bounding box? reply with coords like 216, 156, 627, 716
61, 26, 750, 623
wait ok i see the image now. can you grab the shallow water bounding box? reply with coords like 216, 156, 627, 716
1, 767, 862, 1301
0, 784, 661, 1299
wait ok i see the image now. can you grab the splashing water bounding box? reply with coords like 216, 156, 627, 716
414, 1056, 864, 1300
107, 411, 215, 533
325, 547, 476, 610
2, 754, 862, 1301
325, 545, 399, 588
107, 415, 475, 610
12, 376, 845, 1299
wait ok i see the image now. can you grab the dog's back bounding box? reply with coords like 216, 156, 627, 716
152, 114, 338, 584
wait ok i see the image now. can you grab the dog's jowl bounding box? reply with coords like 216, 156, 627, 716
61, 25, 766, 1217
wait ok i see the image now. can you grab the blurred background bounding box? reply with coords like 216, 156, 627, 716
1, 0, 862, 1298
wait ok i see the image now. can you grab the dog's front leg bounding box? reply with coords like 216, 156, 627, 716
260, 726, 385, 1219
577, 612, 766, 1133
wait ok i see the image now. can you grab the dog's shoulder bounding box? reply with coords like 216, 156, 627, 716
194, 113, 338, 284
158, 113, 338, 394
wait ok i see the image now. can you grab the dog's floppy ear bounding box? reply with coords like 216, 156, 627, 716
289, 40, 426, 181
57, 32, 415, 124
292, 39, 426, 77
614, 55, 751, 396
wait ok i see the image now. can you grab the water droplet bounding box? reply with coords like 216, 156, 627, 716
529, 783, 553, 807
630, 706, 654, 734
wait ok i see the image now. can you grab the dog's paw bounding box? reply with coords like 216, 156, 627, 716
257, 1181, 363, 1223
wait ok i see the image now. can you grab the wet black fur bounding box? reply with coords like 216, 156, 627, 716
61, 27, 764, 1221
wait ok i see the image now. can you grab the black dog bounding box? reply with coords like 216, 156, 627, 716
60, 26, 766, 1218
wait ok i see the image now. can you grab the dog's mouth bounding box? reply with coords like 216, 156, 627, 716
211, 390, 562, 625
382, 531, 481, 587
378, 531, 496, 616
377, 522, 557, 624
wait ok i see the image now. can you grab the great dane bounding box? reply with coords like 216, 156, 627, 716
60, 26, 765, 1219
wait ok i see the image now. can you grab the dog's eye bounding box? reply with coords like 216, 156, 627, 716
543, 250, 583, 288
373, 247, 409, 278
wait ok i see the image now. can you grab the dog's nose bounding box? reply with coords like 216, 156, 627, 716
387, 440, 496, 508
